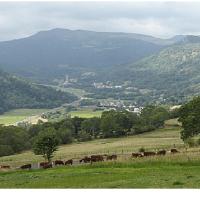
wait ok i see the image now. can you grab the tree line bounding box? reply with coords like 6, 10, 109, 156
0, 105, 170, 157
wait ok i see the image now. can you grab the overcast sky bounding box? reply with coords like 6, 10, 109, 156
0, 1, 200, 41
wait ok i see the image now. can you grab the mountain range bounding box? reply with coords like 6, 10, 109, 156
0, 28, 180, 82
1, 28, 200, 106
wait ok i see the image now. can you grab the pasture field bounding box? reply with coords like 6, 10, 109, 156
69, 108, 103, 118
0, 109, 49, 125
1, 120, 198, 188
1, 154, 200, 188
0, 123, 183, 167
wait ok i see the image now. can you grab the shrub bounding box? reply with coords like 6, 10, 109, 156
139, 147, 145, 152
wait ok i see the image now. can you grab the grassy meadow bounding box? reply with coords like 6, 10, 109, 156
1, 158, 200, 188
1, 118, 199, 188
0, 109, 49, 125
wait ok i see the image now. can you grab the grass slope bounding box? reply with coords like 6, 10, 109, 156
0, 124, 182, 167
1, 120, 194, 188
1, 156, 200, 188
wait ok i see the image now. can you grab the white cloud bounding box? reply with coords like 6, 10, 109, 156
0, 2, 200, 41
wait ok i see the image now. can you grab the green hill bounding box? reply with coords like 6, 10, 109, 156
107, 42, 200, 104
0, 70, 77, 114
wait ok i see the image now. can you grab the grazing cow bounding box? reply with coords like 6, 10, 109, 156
111, 154, 117, 160
143, 151, 156, 156
43, 163, 52, 169
54, 160, 64, 166
171, 148, 179, 153
106, 154, 117, 160
132, 153, 143, 158
157, 150, 166, 156
39, 162, 49, 168
65, 159, 73, 165
91, 155, 104, 163
106, 155, 113, 160
80, 156, 91, 163
0, 165, 10, 169
20, 164, 31, 170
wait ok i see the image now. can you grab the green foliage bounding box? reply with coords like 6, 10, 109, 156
77, 131, 92, 142
140, 105, 169, 128
138, 147, 145, 153
81, 117, 101, 138
0, 106, 170, 158
100, 107, 168, 138
179, 96, 200, 140
185, 138, 198, 147
0, 70, 77, 114
33, 128, 59, 162
101, 110, 133, 137
0, 145, 14, 157
57, 128, 73, 144
169, 108, 180, 119
0, 125, 30, 156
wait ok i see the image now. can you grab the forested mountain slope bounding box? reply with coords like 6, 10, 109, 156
0, 70, 77, 114
111, 43, 200, 103
0, 28, 170, 82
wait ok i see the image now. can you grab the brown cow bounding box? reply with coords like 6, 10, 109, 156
143, 151, 156, 156
43, 163, 52, 169
157, 150, 166, 156
132, 153, 143, 158
171, 148, 179, 153
79, 156, 91, 163
0, 165, 10, 169
65, 159, 73, 165
91, 155, 104, 163
20, 164, 31, 170
39, 162, 49, 168
106, 154, 117, 160
54, 160, 64, 166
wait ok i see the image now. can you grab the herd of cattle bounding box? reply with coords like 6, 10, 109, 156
0, 148, 179, 170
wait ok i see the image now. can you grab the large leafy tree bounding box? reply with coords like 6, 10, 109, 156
101, 110, 134, 137
179, 96, 200, 141
33, 128, 59, 162
141, 105, 169, 128
81, 117, 101, 138
0, 125, 30, 157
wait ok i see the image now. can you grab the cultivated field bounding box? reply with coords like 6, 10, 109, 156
69, 108, 103, 118
0, 109, 49, 125
1, 119, 199, 188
